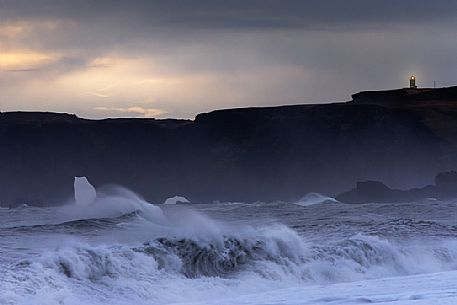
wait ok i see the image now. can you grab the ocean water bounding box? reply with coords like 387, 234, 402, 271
2, 187, 457, 305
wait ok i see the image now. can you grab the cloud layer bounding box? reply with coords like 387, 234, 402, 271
0, 0, 456, 118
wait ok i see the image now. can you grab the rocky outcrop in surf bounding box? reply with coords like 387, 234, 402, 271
336, 171, 457, 204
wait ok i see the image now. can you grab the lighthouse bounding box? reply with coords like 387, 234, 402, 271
409, 75, 417, 89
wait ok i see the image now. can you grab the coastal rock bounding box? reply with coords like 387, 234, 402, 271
336, 171, 457, 204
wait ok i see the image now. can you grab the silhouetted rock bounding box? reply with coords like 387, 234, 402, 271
2, 86, 457, 207
340, 181, 400, 203
336, 171, 457, 203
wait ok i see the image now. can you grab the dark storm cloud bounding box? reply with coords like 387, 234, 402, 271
1, 0, 457, 30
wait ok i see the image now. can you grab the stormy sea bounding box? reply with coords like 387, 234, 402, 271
2, 183, 457, 305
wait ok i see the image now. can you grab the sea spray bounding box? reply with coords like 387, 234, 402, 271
291, 192, 339, 207
163, 196, 191, 205
4, 185, 457, 305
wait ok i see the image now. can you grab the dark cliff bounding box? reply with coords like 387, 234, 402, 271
2, 86, 457, 206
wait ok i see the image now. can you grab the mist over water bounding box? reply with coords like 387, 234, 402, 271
2, 183, 457, 305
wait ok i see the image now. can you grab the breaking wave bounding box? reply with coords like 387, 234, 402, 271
291, 192, 339, 206
3, 183, 457, 305
4, 219, 457, 305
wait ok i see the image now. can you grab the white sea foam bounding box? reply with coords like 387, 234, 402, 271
2, 185, 457, 305
172, 270, 457, 305
4, 230, 457, 305
163, 196, 191, 205
291, 192, 339, 206
59, 183, 166, 225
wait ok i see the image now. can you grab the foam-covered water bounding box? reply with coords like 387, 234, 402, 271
2, 187, 457, 305
291, 192, 338, 207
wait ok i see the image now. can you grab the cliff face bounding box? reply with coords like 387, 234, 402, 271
2, 86, 457, 206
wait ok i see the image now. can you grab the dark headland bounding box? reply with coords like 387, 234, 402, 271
2, 86, 457, 207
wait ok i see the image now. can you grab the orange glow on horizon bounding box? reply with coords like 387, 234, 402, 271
0, 51, 59, 71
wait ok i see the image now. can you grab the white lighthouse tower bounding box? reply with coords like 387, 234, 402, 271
409, 75, 417, 89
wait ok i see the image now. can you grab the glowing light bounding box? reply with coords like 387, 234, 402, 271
95, 106, 167, 118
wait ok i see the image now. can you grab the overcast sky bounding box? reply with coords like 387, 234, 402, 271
1, 0, 456, 119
